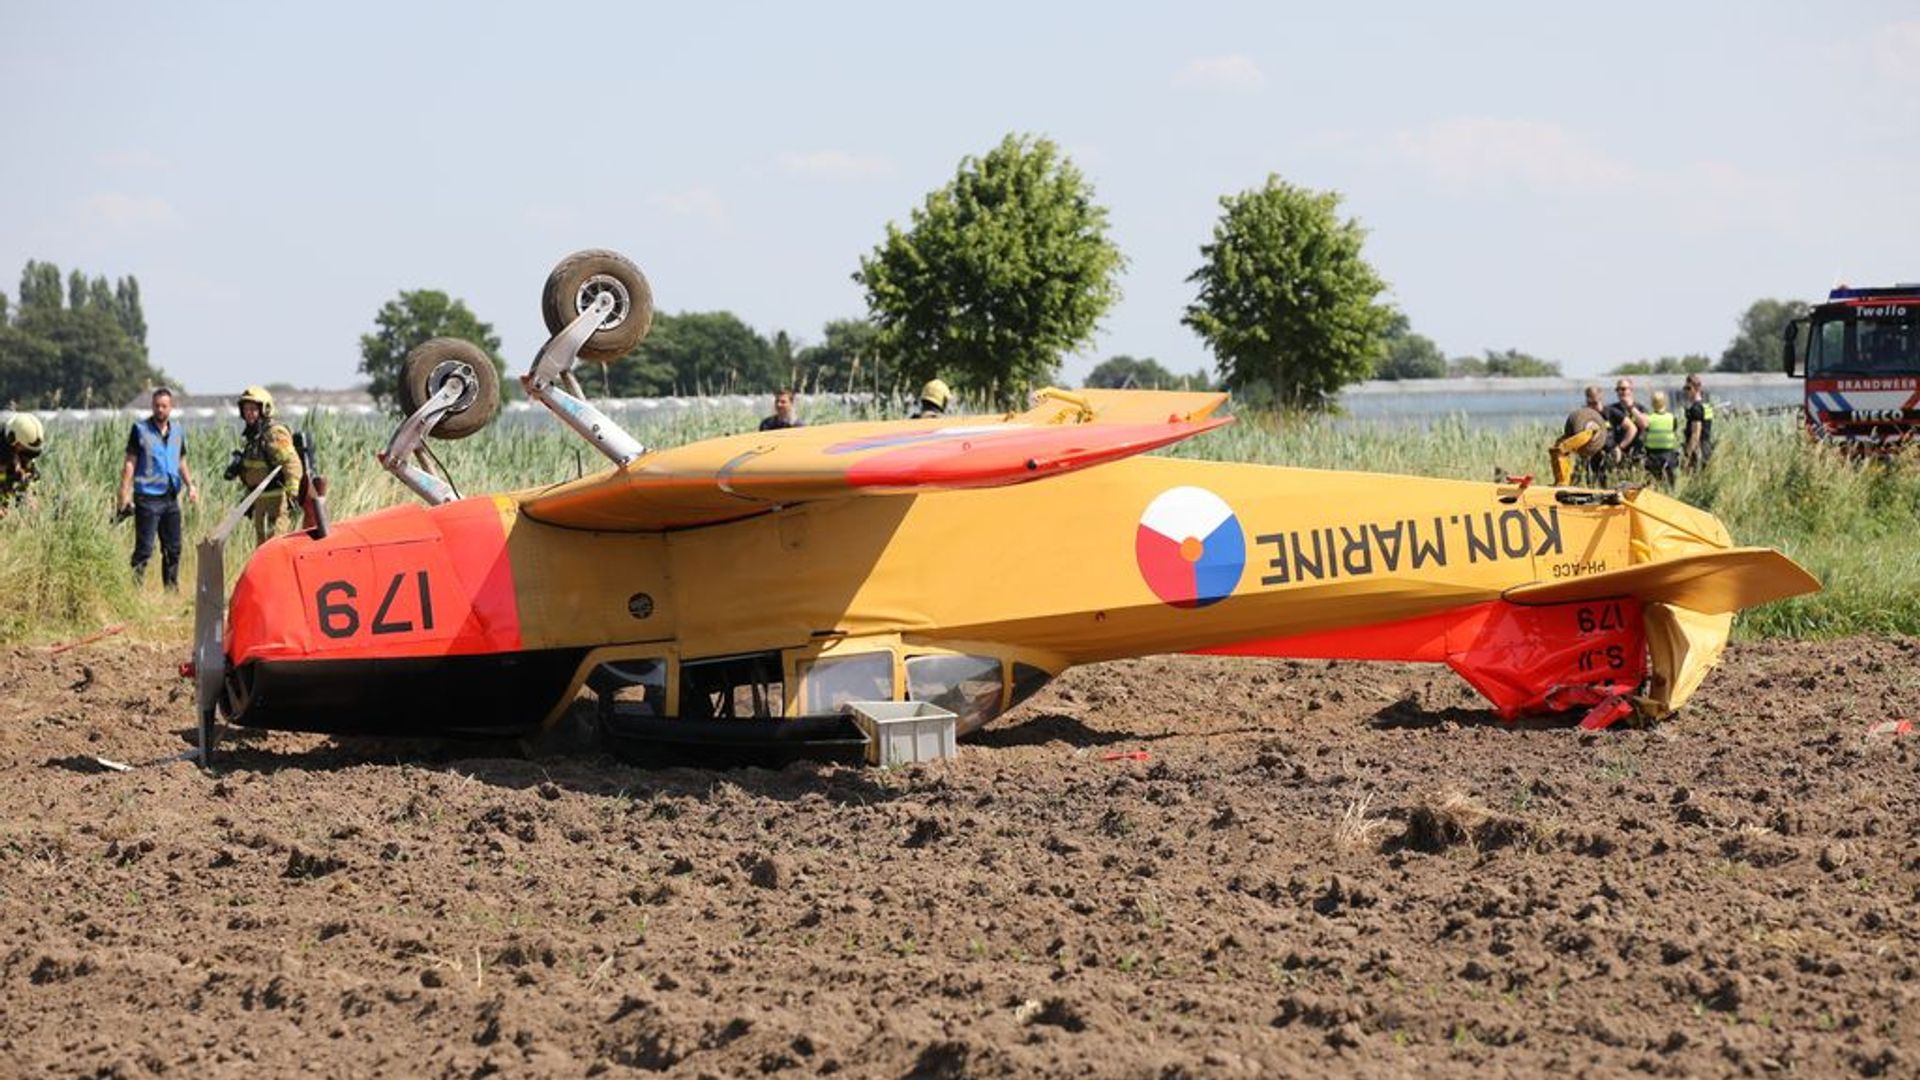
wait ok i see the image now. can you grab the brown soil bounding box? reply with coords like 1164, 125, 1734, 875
3, 637, 1918, 1079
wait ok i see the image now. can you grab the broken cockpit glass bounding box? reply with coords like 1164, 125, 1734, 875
906, 654, 1004, 733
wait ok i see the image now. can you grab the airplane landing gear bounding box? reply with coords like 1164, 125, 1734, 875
541, 249, 653, 361
525, 250, 655, 466
379, 338, 502, 504
376, 248, 656, 507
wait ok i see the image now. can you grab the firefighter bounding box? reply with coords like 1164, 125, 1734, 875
912, 379, 952, 419
228, 386, 303, 543
1642, 389, 1681, 486
0, 411, 44, 512
1683, 373, 1714, 469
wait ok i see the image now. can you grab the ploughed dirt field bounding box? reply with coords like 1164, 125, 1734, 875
3, 638, 1918, 1079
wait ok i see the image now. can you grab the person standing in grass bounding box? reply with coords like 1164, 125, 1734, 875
1683, 373, 1715, 470
912, 379, 952, 419
230, 386, 302, 543
1552, 386, 1612, 487
0, 411, 45, 513
118, 387, 199, 590
1642, 389, 1681, 486
1604, 378, 1645, 470
759, 388, 803, 431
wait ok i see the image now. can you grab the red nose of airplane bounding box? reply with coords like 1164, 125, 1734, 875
225, 530, 306, 669
216, 500, 550, 737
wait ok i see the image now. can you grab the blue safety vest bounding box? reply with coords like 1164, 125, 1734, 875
131, 418, 186, 497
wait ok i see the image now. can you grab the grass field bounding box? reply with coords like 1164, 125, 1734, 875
2, 402, 1914, 645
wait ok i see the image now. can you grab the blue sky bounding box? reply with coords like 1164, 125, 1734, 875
2, 2, 1917, 393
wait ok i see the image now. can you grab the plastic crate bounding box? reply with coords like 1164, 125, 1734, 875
846, 701, 957, 767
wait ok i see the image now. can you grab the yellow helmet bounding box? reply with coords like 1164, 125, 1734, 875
918, 379, 952, 412
3, 412, 44, 456
236, 385, 276, 418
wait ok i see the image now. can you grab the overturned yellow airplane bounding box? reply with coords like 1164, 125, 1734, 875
190, 251, 1820, 764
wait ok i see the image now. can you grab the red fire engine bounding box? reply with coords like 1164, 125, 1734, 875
1784, 285, 1920, 452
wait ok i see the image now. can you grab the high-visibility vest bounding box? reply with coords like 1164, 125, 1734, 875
131, 418, 185, 497
1693, 400, 1714, 448
1644, 411, 1679, 451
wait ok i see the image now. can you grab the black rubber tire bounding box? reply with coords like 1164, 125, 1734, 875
398, 338, 501, 440
540, 249, 654, 363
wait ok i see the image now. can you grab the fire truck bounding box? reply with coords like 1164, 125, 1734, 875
1784, 285, 1920, 452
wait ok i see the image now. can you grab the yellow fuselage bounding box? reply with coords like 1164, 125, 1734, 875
498, 456, 1632, 724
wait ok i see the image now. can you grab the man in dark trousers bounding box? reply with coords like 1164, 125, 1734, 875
1604, 378, 1646, 471
117, 387, 199, 589
1683, 372, 1715, 469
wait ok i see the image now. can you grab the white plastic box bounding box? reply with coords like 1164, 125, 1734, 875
846, 701, 957, 767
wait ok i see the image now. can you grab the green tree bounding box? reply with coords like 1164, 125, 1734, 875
1374, 310, 1447, 380
794, 318, 886, 394
18, 261, 61, 310
113, 277, 146, 348
583, 340, 674, 399
0, 321, 57, 405
1610, 354, 1711, 376
600, 311, 776, 397
770, 330, 797, 389
83, 275, 114, 315
357, 290, 506, 411
0, 260, 164, 407
856, 133, 1123, 406
1, 305, 154, 407
1183, 176, 1392, 410
1085, 355, 1179, 389
1718, 298, 1810, 372
1448, 348, 1561, 378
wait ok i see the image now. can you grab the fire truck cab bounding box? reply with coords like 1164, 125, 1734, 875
1783, 285, 1920, 452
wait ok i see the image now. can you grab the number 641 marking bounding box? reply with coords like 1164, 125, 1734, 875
315, 572, 435, 639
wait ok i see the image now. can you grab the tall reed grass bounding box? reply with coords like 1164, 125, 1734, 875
0, 402, 1911, 644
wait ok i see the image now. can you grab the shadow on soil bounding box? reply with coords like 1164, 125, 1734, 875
187, 723, 917, 806
1365, 700, 1584, 732
968, 712, 1171, 749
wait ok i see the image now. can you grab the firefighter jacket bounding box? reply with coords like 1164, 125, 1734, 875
239, 421, 303, 493
0, 447, 36, 507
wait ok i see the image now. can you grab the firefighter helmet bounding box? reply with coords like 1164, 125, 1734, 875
2, 412, 45, 457
236, 385, 276, 418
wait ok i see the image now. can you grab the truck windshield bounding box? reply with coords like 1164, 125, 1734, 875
1810, 310, 1920, 375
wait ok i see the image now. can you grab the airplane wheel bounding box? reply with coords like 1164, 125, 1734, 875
398, 338, 501, 440
541, 249, 654, 363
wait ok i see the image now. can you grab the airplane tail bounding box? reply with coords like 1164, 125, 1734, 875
1515, 486, 1816, 718
1198, 488, 1819, 725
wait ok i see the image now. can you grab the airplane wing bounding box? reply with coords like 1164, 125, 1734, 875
518, 388, 1231, 532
